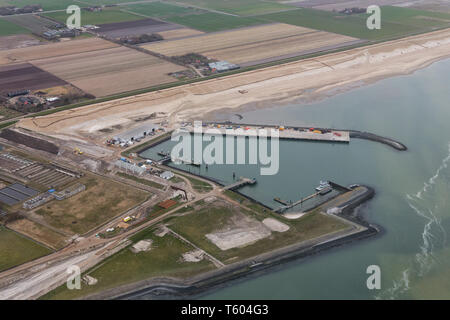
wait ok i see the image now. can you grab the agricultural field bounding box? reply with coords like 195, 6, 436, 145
0, 17, 29, 37
42, 228, 215, 299
7, 218, 68, 250
260, 6, 450, 41
166, 12, 266, 32
367, 6, 450, 29
44, 8, 144, 26
0, 37, 118, 66
169, 0, 296, 16
0, 226, 51, 272
124, 1, 202, 18
33, 174, 149, 235
0, 34, 42, 51
32, 45, 185, 97
259, 8, 415, 41
143, 23, 360, 66
82, 0, 149, 4
0, 0, 81, 11
4, 14, 58, 34
167, 198, 350, 264
0, 63, 66, 93
157, 28, 204, 40
293, 0, 407, 11
94, 18, 181, 38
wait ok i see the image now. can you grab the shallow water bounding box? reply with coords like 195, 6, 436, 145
140, 58, 450, 299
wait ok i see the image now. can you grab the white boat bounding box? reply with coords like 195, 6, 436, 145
315, 180, 330, 191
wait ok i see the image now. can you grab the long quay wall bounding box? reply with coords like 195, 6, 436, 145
183, 124, 349, 143
199, 122, 407, 151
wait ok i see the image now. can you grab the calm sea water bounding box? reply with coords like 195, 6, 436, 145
140, 58, 450, 299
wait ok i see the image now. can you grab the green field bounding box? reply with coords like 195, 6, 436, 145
0, 226, 51, 272
259, 8, 419, 41
177, 173, 213, 193
259, 6, 450, 41
167, 12, 266, 32
168, 201, 349, 264
44, 8, 144, 25
83, 0, 148, 5
42, 229, 214, 299
116, 171, 165, 190
34, 174, 149, 235
125, 1, 200, 18
0, 0, 81, 11
370, 6, 450, 29
0, 17, 29, 36
170, 0, 295, 16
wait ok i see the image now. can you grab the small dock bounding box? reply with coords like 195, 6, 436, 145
224, 177, 257, 191
276, 191, 322, 213
159, 155, 171, 165
171, 157, 201, 167
274, 197, 290, 206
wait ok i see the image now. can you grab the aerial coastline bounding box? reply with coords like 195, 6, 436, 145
16, 28, 450, 140
0, 0, 449, 301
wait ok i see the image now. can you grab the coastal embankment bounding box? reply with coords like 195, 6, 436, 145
202, 122, 407, 151
16, 28, 450, 143
83, 186, 378, 300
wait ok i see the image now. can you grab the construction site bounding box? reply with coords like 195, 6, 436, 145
0, 0, 449, 301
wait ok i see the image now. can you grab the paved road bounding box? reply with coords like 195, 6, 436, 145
0, 248, 102, 300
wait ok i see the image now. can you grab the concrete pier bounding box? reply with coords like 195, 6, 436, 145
182, 124, 350, 143
224, 177, 257, 191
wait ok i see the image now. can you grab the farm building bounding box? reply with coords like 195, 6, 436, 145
208, 61, 240, 72
113, 123, 159, 144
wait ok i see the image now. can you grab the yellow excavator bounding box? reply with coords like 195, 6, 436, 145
73, 147, 83, 155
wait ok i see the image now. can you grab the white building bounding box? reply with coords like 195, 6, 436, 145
160, 171, 174, 180
113, 123, 158, 144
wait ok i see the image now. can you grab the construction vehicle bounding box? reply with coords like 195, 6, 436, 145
73, 147, 83, 155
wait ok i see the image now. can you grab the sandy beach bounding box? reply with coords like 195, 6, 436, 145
17, 28, 450, 141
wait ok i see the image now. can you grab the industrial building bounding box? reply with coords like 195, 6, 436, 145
0, 183, 39, 206
114, 160, 146, 176
113, 124, 159, 144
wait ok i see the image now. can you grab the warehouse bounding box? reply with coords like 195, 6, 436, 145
113, 124, 159, 144
208, 61, 240, 73
0, 183, 39, 206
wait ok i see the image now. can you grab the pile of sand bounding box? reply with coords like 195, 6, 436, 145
206, 226, 271, 251
204, 196, 217, 203
262, 218, 290, 232
82, 275, 98, 286
182, 249, 204, 262
154, 226, 169, 237
130, 239, 153, 253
